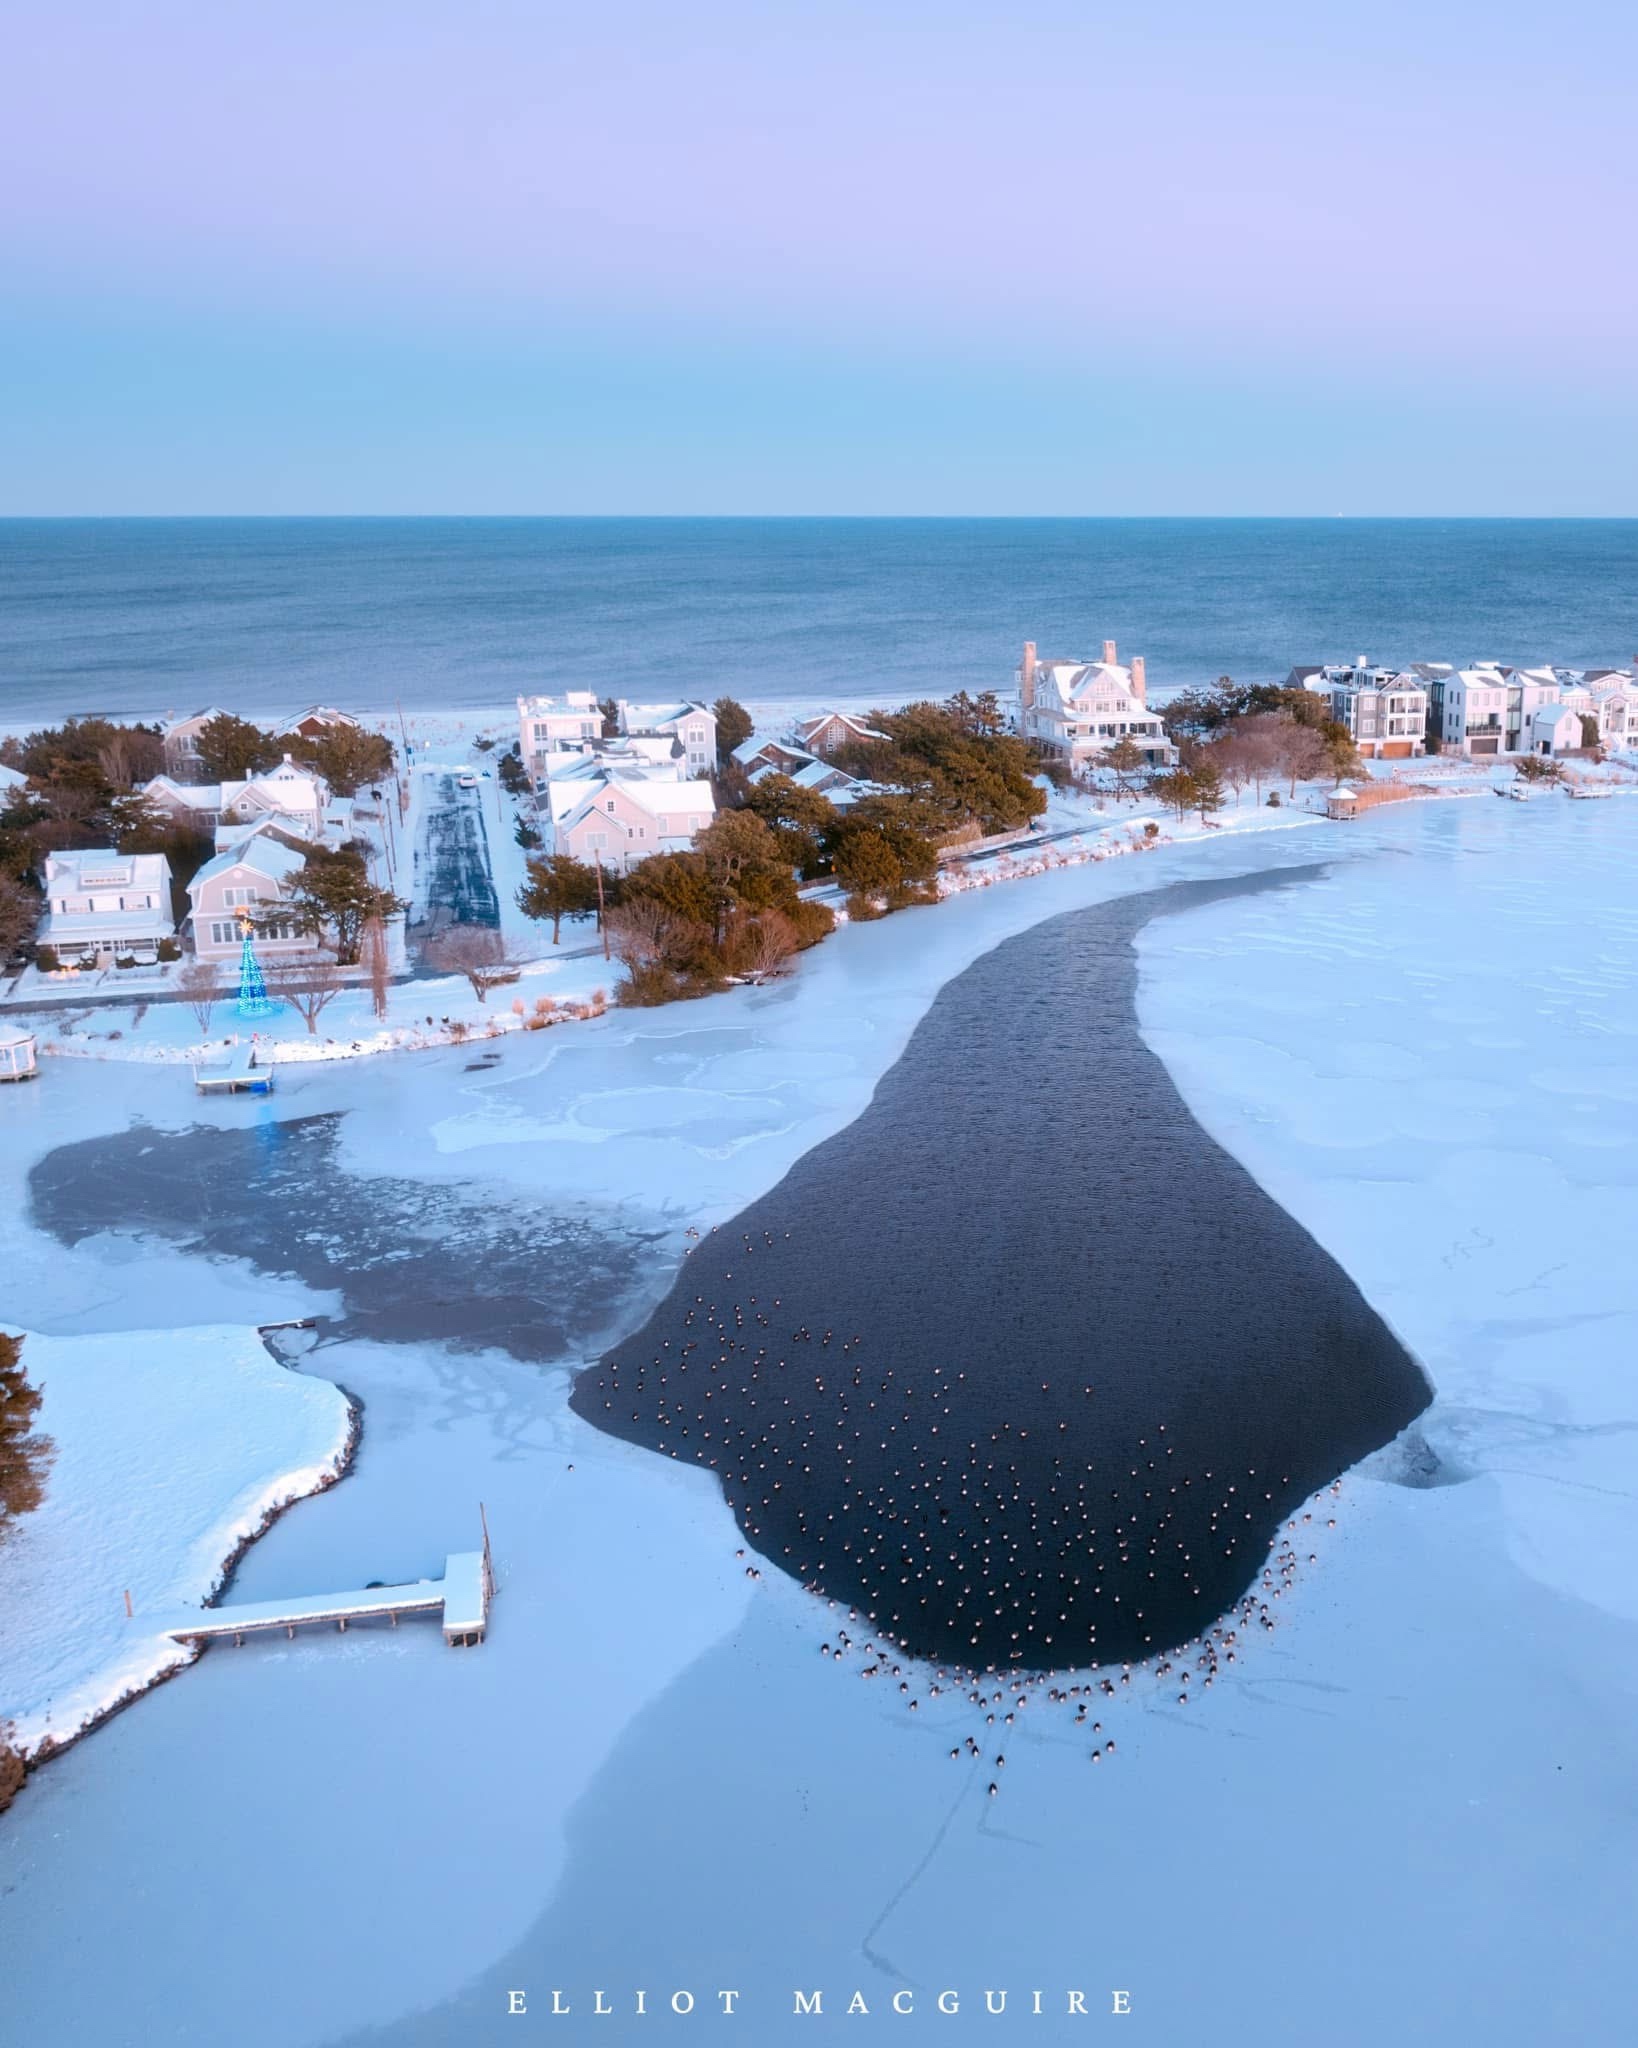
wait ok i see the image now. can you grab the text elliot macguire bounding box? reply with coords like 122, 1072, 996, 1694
506, 1989, 1134, 2018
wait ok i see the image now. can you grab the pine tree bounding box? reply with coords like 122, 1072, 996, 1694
0, 1332, 53, 1538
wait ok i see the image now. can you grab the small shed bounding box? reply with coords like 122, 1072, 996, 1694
0, 1031, 39, 1082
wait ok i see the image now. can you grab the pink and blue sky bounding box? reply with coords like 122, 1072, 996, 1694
3, 0, 1634, 514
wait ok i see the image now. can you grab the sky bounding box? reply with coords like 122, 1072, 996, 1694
2, 0, 1635, 515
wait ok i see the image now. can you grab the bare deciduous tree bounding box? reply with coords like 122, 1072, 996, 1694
364, 915, 391, 1020
606, 898, 684, 971
425, 923, 515, 1002
177, 958, 224, 1032
739, 909, 799, 982
1278, 723, 1332, 795
266, 953, 346, 1035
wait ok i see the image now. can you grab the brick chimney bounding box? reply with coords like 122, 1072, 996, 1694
1102, 639, 1117, 665
1020, 641, 1037, 712
1130, 655, 1146, 703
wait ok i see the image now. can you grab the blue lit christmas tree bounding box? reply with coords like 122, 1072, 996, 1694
234, 912, 279, 1019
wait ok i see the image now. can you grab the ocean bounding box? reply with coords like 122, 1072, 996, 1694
2, 517, 1636, 730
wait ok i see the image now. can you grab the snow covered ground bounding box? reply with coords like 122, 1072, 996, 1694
1, 796, 1635, 2045
0, 1323, 353, 1758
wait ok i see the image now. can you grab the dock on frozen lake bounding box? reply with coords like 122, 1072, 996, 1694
153, 1551, 491, 1649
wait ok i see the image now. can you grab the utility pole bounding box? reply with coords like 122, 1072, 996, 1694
595, 856, 609, 960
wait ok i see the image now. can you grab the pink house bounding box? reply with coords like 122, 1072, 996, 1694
187, 837, 312, 962
552, 776, 716, 873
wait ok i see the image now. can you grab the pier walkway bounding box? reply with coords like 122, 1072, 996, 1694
154, 1551, 490, 1649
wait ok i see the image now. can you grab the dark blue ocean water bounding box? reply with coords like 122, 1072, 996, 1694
2, 517, 1635, 728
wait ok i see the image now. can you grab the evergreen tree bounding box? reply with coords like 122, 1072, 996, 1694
517, 852, 601, 942
0, 1332, 53, 1538
711, 696, 754, 765
282, 847, 405, 963
194, 713, 283, 782
291, 725, 395, 796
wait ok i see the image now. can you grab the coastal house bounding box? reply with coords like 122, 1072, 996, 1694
1588, 677, 1638, 748
747, 755, 869, 803
186, 836, 312, 963
144, 757, 340, 847
220, 756, 333, 841
794, 711, 888, 756
534, 736, 719, 873
39, 849, 176, 965
160, 708, 228, 781
1529, 704, 1584, 756
517, 692, 605, 777
275, 705, 359, 742
1016, 639, 1176, 770
734, 736, 814, 778
617, 701, 717, 777
1433, 668, 1509, 756
547, 771, 716, 873
1306, 661, 1427, 759
1502, 667, 1567, 752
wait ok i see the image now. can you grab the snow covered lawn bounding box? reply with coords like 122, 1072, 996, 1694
0, 1323, 354, 1759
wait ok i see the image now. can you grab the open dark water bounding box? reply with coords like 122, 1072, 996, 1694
27, 1111, 659, 1362
3, 516, 1636, 725
577, 870, 1431, 1673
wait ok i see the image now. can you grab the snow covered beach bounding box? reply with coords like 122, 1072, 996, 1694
0, 796, 1635, 2044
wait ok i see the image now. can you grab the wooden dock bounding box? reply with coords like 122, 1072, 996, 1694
154, 1551, 491, 1649
192, 1040, 275, 1095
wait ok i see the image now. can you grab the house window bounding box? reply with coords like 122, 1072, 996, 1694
209, 920, 239, 946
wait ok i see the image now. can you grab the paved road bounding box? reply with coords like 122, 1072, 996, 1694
411, 773, 501, 940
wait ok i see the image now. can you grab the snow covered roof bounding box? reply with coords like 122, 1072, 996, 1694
190, 836, 309, 893
142, 774, 223, 809
220, 757, 328, 814
620, 700, 711, 734
557, 774, 716, 833
162, 706, 228, 737
274, 705, 357, 734
0, 760, 27, 792
44, 847, 172, 892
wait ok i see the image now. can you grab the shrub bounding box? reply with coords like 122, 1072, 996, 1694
1267, 791, 1282, 806
34, 945, 60, 972
1143, 821, 1159, 839
0, 1738, 24, 1815
515, 820, 543, 849
157, 937, 181, 962
473, 736, 496, 752
114, 954, 136, 970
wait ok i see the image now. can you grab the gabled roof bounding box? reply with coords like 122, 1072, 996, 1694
189, 835, 309, 895
558, 775, 715, 834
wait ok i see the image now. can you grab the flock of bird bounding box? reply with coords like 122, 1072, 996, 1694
590, 1221, 1351, 1765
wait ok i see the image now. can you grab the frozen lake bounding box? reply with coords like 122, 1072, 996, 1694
2, 796, 1636, 2045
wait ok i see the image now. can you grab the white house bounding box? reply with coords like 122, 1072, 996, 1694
219, 756, 333, 841
1016, 640, 1176, 769
187, 836, 312, 963
39, 849, 176, 964
617, 701, 717, 777
141, 774, 224, 831
517, 692, 604, 776
0, 761, 28, 800
1529, 704, 1584, 757
1588, 678, 1638, 748
1435, 668, 1510, 756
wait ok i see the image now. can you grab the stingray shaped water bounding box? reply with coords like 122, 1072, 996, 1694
577, 870, 1432, 1672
